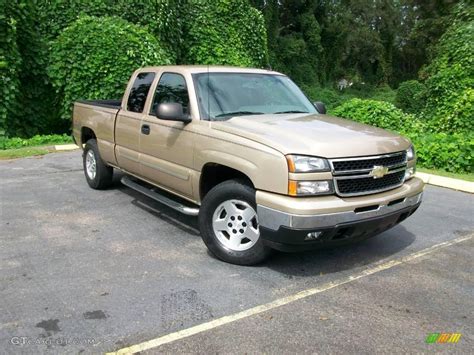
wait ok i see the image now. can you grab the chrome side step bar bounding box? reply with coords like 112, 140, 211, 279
121, 176, 200, 216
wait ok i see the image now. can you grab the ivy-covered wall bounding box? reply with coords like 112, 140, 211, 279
182, 0, 268, 67
0, 0, 269, 137
0, 1, 22, 137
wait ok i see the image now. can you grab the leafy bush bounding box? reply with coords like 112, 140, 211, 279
48, 16, 172, 120
395, 80, 426, 114
368, 86, 397, 104
330, 98, 413, 132
114, 0, 182, 62
37, 0, 181, 60
301, 86, 345, 109
331, 98, 473, 173
301, 85, 396, 110
429, 87, 474, 134
407, 132, 473, 173
0, 134, 72, 149
420, 2, 474, 134
182, 0, 268, 67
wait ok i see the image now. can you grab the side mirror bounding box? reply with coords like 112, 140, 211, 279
156, 103, 191, 123
313, 101, 326, 114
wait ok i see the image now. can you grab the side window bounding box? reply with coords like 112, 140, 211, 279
150, 73, 190, 115
127, 72, 155, 113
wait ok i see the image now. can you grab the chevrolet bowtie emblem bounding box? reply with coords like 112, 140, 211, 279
369, 165, 389, 179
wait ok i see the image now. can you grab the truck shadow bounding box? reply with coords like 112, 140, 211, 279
115, 174, 416, 276
265, 225, 416, 277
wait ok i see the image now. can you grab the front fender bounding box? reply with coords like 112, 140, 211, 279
196, 147, 288, 195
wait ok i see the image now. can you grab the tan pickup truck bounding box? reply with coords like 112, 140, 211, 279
73, 66, 424, 265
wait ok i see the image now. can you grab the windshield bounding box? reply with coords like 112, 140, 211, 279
193, 73, 317, 121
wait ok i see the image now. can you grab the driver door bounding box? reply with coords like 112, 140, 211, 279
139, 72, 195, 199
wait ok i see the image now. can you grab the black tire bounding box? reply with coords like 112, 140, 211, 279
199, 179, 272, 265
83, 139, 113, 189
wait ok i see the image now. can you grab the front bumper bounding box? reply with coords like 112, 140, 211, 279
256, 177, 424, 251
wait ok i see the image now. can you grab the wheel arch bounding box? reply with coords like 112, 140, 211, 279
81, 126, 96, 146
199, 162, 255, 201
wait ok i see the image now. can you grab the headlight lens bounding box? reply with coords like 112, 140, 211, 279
286, 155, 330, 172
406, 145, 415, 161
288, 180, 334, 196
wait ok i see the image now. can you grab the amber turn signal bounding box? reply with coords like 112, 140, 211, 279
288, 180, 298, 196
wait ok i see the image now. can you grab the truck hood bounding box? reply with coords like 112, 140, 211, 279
211, 113, 410, 158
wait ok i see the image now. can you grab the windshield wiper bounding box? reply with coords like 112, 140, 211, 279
274, 110, 309, 114
215, 111, 264, 118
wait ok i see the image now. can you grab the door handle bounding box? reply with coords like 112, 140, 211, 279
141, 124, 150, 135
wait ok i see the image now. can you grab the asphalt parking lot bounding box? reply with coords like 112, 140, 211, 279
1, 151, 473, 354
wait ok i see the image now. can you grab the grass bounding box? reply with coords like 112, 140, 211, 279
418, 167, 474, 182
0, 134, 72, 150
0, 146, 53, 160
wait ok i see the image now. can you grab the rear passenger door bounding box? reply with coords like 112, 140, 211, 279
139, 72, 195, 198
115, 71, 155, 174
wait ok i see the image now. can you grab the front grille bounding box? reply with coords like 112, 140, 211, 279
332, 152, 406, 173
336, 170, 405, 196
330, 151, 407, 196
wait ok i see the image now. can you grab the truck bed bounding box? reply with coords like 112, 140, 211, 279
73, 99, 122, 165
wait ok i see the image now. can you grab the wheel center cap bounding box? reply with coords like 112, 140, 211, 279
228, 214, 247, 234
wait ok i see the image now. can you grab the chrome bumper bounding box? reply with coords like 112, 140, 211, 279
257, 192, 423, 231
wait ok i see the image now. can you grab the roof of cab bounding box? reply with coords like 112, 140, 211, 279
137, 65, 285, 76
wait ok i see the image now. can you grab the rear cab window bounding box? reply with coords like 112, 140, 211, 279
127, 72, 156, 113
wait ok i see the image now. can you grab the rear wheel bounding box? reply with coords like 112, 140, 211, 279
199, 180, 272, 265
83, 139, 113, 189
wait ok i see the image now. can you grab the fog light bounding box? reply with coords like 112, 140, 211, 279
305, 231, 323, 240
405, 167, 415, 180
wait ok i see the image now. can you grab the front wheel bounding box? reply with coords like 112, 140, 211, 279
199, 180, 272, 265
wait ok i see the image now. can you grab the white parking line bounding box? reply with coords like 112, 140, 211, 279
109, 234, 473, 355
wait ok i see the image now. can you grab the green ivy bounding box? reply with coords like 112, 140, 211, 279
36, 0, 116, 40
395, 80, 426, 114
302, 85, 396, 110
330, 98, 415, 133
0, 2, 61, 138
182, 0, 268, 67
0, 1, 22, 138
406, 132, 473, 174
420, 2, 474, 134
3, 1, 269, 137
48, 16, 172, 120
114, 0, 183, 62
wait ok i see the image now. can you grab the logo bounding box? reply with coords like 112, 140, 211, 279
369, 165, 389, 179
425, 333, 462, 344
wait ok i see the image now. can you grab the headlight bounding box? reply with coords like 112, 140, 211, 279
288, 180, 334, 196
286, 155, 330, 172
406, 145, 415, 161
